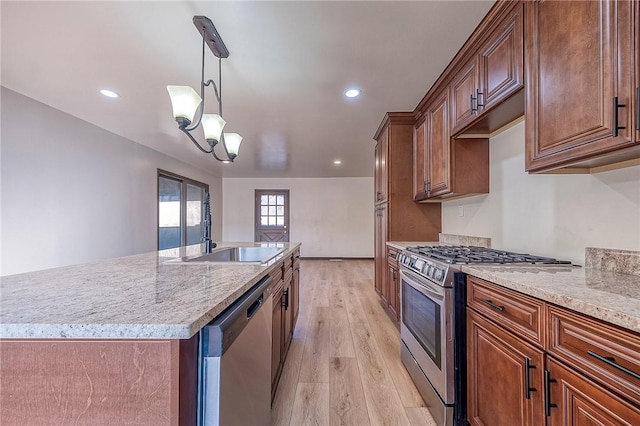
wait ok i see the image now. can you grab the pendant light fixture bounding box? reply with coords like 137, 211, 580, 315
167, 16, 242, 163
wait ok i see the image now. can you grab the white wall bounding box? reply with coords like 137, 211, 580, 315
223, 178, 374, 258
1, 88, 223, 276
442, 121, 640, 265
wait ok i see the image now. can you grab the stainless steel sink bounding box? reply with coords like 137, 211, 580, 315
176, 246, 285, 264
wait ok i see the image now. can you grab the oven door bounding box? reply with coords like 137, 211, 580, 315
400, 268, 454, 404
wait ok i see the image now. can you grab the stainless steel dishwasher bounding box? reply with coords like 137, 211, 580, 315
198, 274, 273, 426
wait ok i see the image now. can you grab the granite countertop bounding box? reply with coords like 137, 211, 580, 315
387, 241, 438, 250
0, 242, 301, 340
462, 264, 640, 334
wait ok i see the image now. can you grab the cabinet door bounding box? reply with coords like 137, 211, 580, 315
525, 0, 636, 172
426, 90, 451, 197
283, 279, 293, 351
546, 357, 640, 425
373, 205, 387, 295
451, 57, 480, 134
375, 128, 388, 203
387, 263, 399, 320
467, 308, 545, 426
292, 261, 300, 326
271, 286, 284, 393
413, 119, 428, 200
479, 3, 523, 112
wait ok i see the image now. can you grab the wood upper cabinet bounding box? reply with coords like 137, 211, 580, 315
467, 308, 545, 426
426, 90, 451, 198
451, 2, 524, 135
412, 119, 427, 198
525, 0, 639, 172
478, 2, 523, 114
450, 57, 480, 134
413, 92, 489, 202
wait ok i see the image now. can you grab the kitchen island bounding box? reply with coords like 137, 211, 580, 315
0, 242, 301, 425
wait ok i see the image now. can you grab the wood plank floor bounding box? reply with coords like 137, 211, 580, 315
272, 259, 437, 426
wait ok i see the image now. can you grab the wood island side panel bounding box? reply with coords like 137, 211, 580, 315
0, 339, 193, 425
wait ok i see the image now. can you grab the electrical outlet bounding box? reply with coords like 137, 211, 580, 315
458, 206, 464, 217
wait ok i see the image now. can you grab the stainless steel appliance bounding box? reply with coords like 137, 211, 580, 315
199, 275, 273, 426
398, 246, 572, 426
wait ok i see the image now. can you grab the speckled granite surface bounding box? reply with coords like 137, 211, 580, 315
387, 234, 491, 251
585, 247, 640, 276
386, 241, 438, 250
439, 233, 491, 247
462, 264, 640, 333
0, 242, 301, 339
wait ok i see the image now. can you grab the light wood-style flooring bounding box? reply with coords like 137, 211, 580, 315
271, 259, 437, 426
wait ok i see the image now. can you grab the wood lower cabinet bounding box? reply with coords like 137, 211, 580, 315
525, 0, 639, 172
271, 250, 299, 400
467, 308, 545, 426
467, 276, 640, 425
384, 246, 400, 321
271, 280, 284, 398
374, 203, 387, 298
545, 357, 640, 425
373, 113, 441, 321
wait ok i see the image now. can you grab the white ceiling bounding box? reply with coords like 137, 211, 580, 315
1, 1, 494, 178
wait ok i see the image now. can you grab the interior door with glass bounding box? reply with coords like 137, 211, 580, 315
254, 190, 289, 242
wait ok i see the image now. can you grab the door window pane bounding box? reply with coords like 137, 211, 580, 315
276, 195, 284, 205
158, 176, 182, 250
186, 184, 204, 245
158, 172, 208, 250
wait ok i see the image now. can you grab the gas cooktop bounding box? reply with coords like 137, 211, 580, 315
406, 245, 572, 265
398, 245, 573, 287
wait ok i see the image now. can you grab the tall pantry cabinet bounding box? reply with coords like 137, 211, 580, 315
373, 112, 441, 321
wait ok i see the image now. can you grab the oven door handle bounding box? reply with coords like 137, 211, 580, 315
400, 268, 445, 300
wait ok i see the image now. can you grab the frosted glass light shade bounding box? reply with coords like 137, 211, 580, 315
166, 85, 202, 122
202, 114, 226, 141
223, 133, 243, 157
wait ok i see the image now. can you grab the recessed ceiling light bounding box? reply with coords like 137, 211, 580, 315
334, 160, 342, 165
344, 89, 360, 98
100, 89, 120, 98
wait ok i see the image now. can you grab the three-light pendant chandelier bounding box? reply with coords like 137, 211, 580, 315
167, 16, 242, 163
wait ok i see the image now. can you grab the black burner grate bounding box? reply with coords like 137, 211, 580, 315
406, 246, 571, 265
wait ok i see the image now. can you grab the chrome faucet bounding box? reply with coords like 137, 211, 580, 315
203, 192, 216, 253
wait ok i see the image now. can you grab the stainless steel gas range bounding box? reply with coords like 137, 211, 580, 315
397, 245, 572, 426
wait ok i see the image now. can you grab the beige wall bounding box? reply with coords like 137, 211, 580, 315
442, 121, 640, 265
1, 88, 223, 276
222, 177, 374, 258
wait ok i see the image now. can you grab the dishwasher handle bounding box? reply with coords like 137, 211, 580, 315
247, 294, 263, 319
202, 274, 272, 357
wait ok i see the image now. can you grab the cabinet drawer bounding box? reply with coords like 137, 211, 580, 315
387, 247, 399, 268
467, 276, 545, 347
271, 265, 283, 283
547, 305, 640, 404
